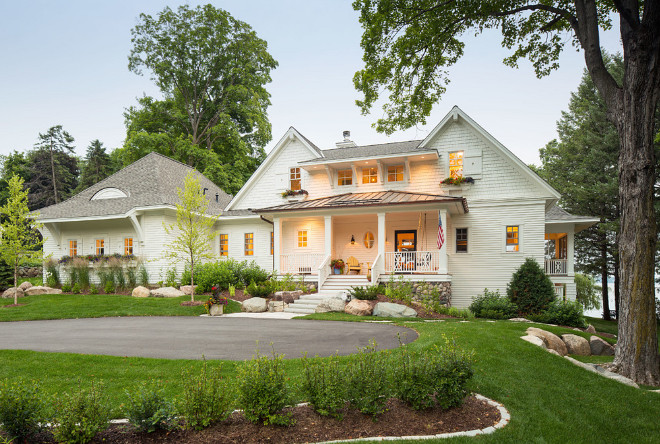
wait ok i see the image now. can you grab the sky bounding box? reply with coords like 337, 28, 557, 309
0, 1, 623, 166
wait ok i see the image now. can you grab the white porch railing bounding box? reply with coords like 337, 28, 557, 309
317, 254, 331, 288
280, 253, 324, 275
384, 251, 440, 273
371, 253, 384, 283
545, 259, 567, 275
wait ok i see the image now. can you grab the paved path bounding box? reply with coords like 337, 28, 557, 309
0, 317, 417, 360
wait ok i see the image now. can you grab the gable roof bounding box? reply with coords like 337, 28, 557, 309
299, 140, 426, 164
545, 204, 599, 229
37, 152, 231, 221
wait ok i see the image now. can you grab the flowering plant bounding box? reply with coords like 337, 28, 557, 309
281, 189, 308, 197
441, 176, 474, 185
330, 259, 345, 271
204, 285, 229, 312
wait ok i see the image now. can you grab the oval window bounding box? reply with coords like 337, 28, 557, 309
364, 232, 375, 249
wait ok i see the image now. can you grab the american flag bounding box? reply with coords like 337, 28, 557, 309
437, 211, 445, 249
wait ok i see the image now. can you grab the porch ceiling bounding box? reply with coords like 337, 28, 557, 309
255, 191, 468, 214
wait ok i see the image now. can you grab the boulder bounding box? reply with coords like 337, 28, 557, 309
131, 286, 150, 298
526, 327, 568, 356
315, 297, 345, 313
273, 291, 297, 304
150, 287, 185, 298
561, 334, 591, 356
373, 302, 417, 318
509, 317, 532, 323
242, 297, 268, 313
24, 286, 62, 296
180, 285, 198, 295
585, 324, 597, 334
1, 287, 24, 299
589, 336, 615, 356
344, 299, 373, 316
521, 335, 547, 349
268, 301, 288, 312
18, 281, 33, 291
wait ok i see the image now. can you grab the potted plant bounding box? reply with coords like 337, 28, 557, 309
204, 286, 229, 316
330, 259, 345, 275
440, 176, 475, 186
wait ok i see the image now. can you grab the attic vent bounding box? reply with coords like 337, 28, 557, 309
91, 187, 128, 201
215, 193, 219, 202
336, 130, 357, 148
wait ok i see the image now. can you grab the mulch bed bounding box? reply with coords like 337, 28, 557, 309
22, 396, 499, 443
1, 303, 27, 308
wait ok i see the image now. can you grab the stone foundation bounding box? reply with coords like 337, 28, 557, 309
388, 280, 452, 306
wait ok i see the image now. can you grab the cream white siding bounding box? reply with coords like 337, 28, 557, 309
215, 217, 274, 271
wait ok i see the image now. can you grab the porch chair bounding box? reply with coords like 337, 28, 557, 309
347, 256, 362, 274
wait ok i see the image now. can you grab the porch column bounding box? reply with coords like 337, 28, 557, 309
274, 217, 282, 273
324, 215, 332, 258
439, 209, 448, 274
567, 228, 575, 276
377, 212, 385, 256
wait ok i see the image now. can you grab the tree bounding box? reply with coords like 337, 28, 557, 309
124, 4, 277, 194
76, 140, 115, 192
0, 175, 43, 305
575, 273, 602, 311
0, 151, 30, 207
162, 171, 218, 302
353, 0, 660, 386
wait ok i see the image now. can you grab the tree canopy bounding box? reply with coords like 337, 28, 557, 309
76, 140, 116, 192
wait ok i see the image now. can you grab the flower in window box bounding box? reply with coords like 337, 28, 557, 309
441, 176, 474, 185
281, 189, 309, 197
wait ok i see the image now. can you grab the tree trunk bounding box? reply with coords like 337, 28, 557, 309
614, 247, 620, 319
190, 255, 195, 303
601, 242, 611, 320
13, 262, 18, 306
613, 58, 660, 385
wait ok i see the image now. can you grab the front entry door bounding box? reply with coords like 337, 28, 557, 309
394, 230, 417, 272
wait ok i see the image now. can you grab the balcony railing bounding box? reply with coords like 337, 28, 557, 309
385, 251, 440, 273
545, 259, 567, 275
280, 253, 325, 275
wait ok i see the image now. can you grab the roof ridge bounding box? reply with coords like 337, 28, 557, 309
320, 139, 423, 152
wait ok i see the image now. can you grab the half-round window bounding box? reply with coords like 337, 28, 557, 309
364, 232, 375, 249
91, 187, 128, 200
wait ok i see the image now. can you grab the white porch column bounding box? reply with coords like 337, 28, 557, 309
274, 217, 282, 273
567, 228, 575, 276
324, 215, 332, 257
439, 209, 448, 275
377, 212, 386, 256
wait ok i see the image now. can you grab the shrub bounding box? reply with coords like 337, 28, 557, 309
507, 258, 555, 315
126, 267, 137, 289
71, 257, 90, 290
88, 284, 99, 295
61, 283, 72, 293
469, 289, 518, 319
165, 267, 177, 288
348, 285, 382, 300
237, 350, 292, 426
272, 274, 297, 292
529, 300, 588, 328
345, 341, 391, 417
95, 267, 112, 290
104, 281, 115, 294
107, 257, 125, 290
52, 383, 110, 444
301, 354, 346, 419
71, 283, 81, 294
384, 274, 414, 304
432, 340, 475, 410
0, 379, 46, 442
179, 361, 233, 430
245, 280, 273, 298
193, 262, 236, 292
239, 261, 270, 286
138, 265, 149, 286
45, 258, 60, 288
125, 381, 176, 433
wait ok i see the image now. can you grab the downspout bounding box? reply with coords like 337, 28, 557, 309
260, 215, 274, 270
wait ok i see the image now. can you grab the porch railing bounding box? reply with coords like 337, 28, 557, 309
317, 254, 331, 288
280, 253, 324, 275
384, 251, 440, 273
545, 259, 567, 275
371, 253, 384, 283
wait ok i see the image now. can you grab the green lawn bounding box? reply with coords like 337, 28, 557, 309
0, 316, 659, 442
0, 293, 241, 321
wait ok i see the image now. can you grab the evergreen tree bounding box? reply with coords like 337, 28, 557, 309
0, 151, 30, 207
77, 140, 114, 191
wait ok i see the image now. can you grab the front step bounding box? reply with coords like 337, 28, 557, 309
283, 290, 344, 314
321, 275, 371, 293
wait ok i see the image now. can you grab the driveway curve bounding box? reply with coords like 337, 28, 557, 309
0, 317, 418, 360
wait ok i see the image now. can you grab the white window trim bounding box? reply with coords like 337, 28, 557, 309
67, 239, 79, 256
454, 227, 470, 254
447, 150, 465, 179
219, 233, 229, 257
503, 224, 522, 254
386, 164, 405, 183
297, 229, 309, 249
124, 236, 135, 255
289, 167, 302, 190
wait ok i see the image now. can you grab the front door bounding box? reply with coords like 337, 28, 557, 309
394, 230, 417, 272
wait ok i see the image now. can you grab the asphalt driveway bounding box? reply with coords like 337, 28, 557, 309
0, 317, 418, 360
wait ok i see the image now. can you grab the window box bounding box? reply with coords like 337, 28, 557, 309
440, 176, 474, 194
282, 189, 308, 201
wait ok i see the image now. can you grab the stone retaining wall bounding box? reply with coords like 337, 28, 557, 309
389, 280, 452, 306
18, 266, 42, 278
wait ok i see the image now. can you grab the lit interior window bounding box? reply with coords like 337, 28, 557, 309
449, 151, 464, 178
387, 165, 403, 182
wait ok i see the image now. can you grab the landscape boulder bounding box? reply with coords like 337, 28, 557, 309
373, 302, 417, 318
131, 286, 150, 298
521, 335, 547, 349
526, 327, 568, 356
315, 297, 345, 313
180, 285, 198, 295
561, 334, 591, 356
344, 299, 373, 316
242, 297, 268, 313
150, 287, 185, 298
585, 324, 597, 334
268, 301, 288, 312
24, 286, 62, 296
18, 281, 33, 291
2, 287, 24, 299
273, 291, 298, 304
589, 336, 615, 356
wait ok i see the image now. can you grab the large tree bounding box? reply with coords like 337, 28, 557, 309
123, 4, 277, 194
353, 1, 660, 385
0, 151, 30, 207
76, 140, 115, 192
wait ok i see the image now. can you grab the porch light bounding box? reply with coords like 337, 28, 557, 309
351, 235, 356, 245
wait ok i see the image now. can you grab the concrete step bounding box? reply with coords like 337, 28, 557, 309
283, 307, 315, 314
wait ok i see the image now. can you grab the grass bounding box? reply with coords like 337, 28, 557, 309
0, 316, 659, 442
0, 293, 241, 321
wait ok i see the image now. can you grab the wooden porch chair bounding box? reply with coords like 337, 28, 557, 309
347, 256, 362, 274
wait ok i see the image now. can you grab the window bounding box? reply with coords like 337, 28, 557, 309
456, 228, 468, 253
124, 238, 134, 255
95, 239, 105, 255
289, 167, 301, 191
362, 167, 377, 184
298, 230, 308, 248
364, 231, 375, 249
244, 233, 254, 256
506, 226, 519, 252
270, 232, 274, 255
69, 240, 78, 256
449, 151, 464, 178
387, 165, 403, 182
219, 234, 228, 256
338, 169, 352, 186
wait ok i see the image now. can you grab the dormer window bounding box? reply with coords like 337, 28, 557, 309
449, 151, 464, 178
91, 187, 128, 200
338, 169, 353, 186
362, 167, 377, 184
289, 167, 301, 191
387, 165, 403, 182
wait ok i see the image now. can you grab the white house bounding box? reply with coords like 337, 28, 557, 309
38, 106, 597, 308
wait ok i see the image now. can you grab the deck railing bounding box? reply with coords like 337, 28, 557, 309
280, 253, 325, 275
317, 254, 331, 288
384, 251, 440, 273
545, 259, 567, 275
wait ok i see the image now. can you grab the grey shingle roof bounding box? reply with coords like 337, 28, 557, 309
300, 140, 425, 163
545, 205, 599, 222
37, 152, 232, 220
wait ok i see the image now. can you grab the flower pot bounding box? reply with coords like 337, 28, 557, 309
209, 304, 224, 316
333, 268, 341, 275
